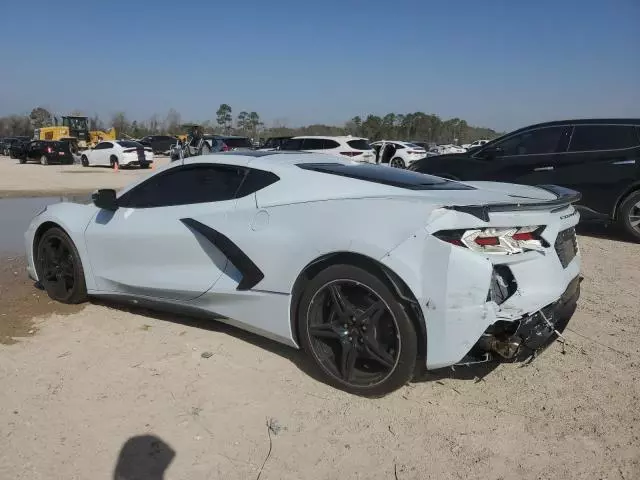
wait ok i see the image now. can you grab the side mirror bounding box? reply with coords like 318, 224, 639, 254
92, 189, 118, 211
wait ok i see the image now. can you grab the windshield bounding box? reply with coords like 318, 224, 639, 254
62, 117, 88, 131
296, 162, 475, 190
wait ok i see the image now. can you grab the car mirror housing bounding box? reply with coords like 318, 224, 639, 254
92, 189, 119, 211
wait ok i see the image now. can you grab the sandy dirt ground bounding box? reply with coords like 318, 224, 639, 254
0, 154, 171, 197
0, 159, 639, 479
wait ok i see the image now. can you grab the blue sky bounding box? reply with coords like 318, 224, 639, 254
1, 0, 638, 131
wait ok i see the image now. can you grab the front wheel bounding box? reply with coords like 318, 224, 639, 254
298, 264, 417, 397
35, 227, 88, 304
110, 155, 119, 169
390, 157, 406, 169
81, 155, 89, 167
619, 190, 640, 242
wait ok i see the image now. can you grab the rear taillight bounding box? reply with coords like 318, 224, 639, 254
46, 147, 52, 153
434, 226, 548, 254
407, 150, 422, 154
340, 151, 362, 157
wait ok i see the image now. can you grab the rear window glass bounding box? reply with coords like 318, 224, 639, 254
222, 137, 252, 148
346, 139, 372, 150
296, 163, 475, 190
404, 143, 422, 149
568, 125, 639, 152
117, 141, 142, 148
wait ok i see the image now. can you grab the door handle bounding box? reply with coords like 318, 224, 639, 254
534, 166, 554, 171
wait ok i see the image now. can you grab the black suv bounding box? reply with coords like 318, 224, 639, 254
409, 119, 640, 241
2, 136, 31, 156
13, 140, 74, 165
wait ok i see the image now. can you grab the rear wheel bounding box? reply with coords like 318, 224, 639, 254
110, 155, 119, 169
298, 264, 417, 397
81, 155, 89, 167
19, 157, 26, 164
619, 190, 640, 242
35, 227, 88, 304
40, 155, 49, 166
390, 157, 405, 169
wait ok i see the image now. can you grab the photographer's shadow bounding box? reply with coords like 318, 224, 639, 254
114, 435, 175, 480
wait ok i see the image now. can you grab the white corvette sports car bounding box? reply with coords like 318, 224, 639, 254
24, 152, 582, 396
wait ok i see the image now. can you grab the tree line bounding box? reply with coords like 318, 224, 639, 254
0, 105, 502, 144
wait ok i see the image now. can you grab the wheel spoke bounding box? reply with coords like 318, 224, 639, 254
328, 284, 352, 317
629, 216, 640, 227
355, 300, 385, 325
309, 323, 341, 340
44, 243, 60, 262
339, 341, 358, 382
362, 333, 395, 369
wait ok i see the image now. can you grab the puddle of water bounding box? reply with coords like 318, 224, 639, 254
0, 195, 91, 255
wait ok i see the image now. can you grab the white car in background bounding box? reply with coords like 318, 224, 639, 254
80, 140, 154, 169
281, 136, 376, 163
371, 140, 427, 168
461, 139, 489, 150
429, 144, 467, 156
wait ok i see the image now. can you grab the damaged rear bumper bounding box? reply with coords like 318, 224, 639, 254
459, 275, 581, 364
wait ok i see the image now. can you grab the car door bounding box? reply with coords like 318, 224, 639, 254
462, 125, 571, 184
90, 142, 111, 165
549, 124, 640, 217
27, 141, 40, 160
84, 163, 250, 301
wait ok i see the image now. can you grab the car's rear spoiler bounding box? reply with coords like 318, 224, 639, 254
444, 184, 582, 221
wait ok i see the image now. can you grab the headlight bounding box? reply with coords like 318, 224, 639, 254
433, 225, 549, 254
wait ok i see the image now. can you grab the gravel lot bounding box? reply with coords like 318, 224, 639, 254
0, 154, 638, 479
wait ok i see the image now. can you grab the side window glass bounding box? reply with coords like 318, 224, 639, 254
302, 138, 325, 150
568, 125, 639, 151
118, 165, 247, 208
281, 139, 302, 150
236, 169, 280, 198
323, 139, 340, 149
495, 127, 565, 156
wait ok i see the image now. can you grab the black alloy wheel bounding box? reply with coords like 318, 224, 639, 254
299, 264, 417, 396
36, 227, 88, 304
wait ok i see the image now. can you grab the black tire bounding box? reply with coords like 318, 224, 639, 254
140, 162, 150, 169
390, 157, 406, 169
110, 155, 119, 169
618, 190, 640, 242
35, 227, 88, 304
19, 157, 26, 164
298, 264, 417, 397
81, 155, 89, 167
40, 155, 49, 166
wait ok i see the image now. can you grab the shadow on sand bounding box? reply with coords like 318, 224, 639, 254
114, 435, 175, 480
